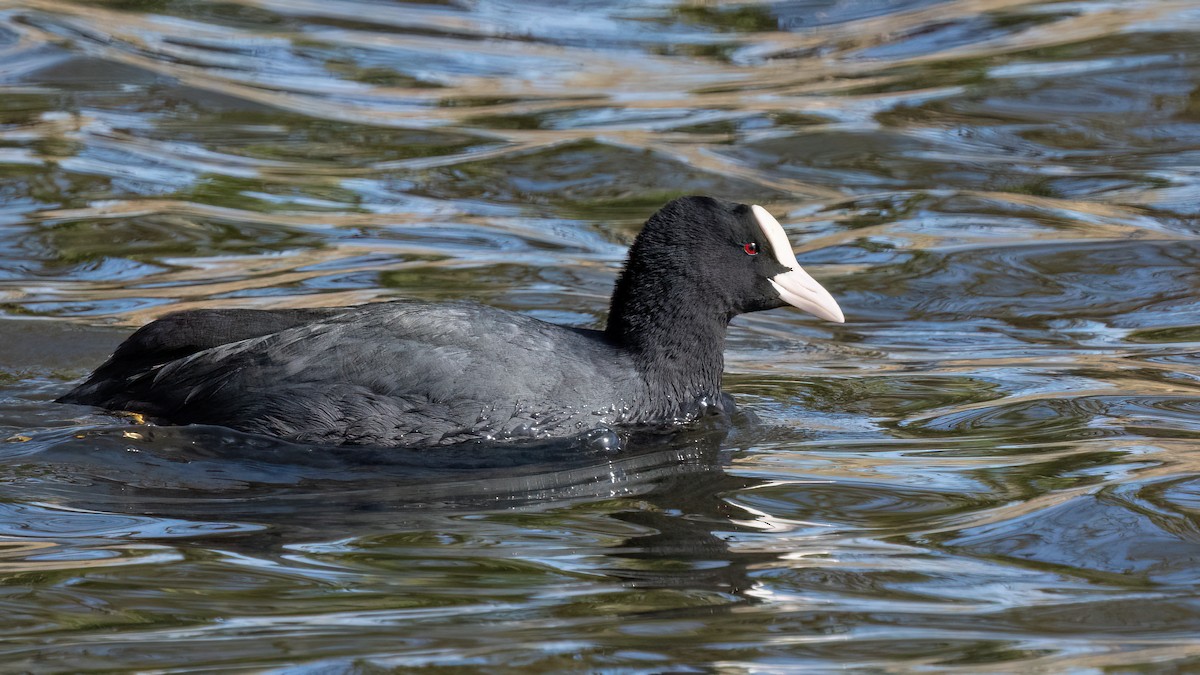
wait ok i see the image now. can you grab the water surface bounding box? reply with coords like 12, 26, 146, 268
2, 0, 1200, 671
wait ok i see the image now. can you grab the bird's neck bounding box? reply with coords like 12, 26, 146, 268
605, 263, 729, 415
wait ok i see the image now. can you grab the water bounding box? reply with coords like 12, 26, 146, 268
1, 0, 1199, 670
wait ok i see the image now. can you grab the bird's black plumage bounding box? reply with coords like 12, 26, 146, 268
58, 196, 842, 447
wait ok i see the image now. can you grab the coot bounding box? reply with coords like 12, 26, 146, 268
58, 196, 843, 447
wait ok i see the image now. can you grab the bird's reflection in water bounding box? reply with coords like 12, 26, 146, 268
6, 417, 775, 601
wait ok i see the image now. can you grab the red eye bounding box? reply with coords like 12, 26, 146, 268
743, 242, 759, 256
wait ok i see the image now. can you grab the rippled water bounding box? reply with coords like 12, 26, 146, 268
2, 0, 1200, 670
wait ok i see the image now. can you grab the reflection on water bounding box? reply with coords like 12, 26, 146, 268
2, 0, 1200, 670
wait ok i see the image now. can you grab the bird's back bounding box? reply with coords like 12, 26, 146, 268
61, 301, 640, 446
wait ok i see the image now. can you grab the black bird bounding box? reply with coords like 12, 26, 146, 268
58, 196, 844, 447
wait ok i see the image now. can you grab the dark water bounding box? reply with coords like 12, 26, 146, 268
2, 0, 1200, 670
